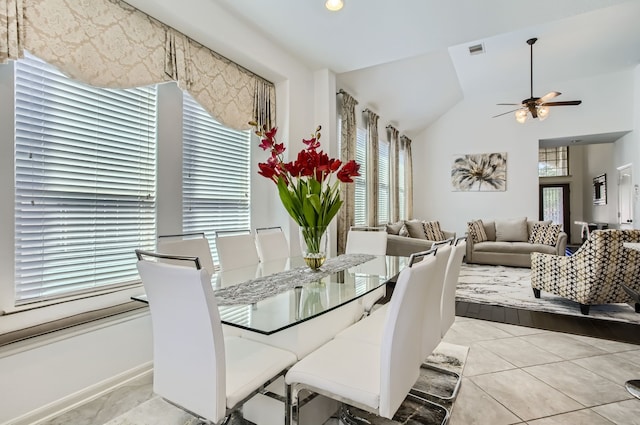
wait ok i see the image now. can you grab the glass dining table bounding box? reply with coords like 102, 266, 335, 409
132, 254, 408, 336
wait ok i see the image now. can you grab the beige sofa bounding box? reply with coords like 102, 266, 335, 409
385, 219, 456, 257
465, 218, 567, 268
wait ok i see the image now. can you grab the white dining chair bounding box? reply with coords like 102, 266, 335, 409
157, 232, 216, 275
441, 236, 467, 338
255, 226, 290, 262
135, 250, 297, 424
215, 230, 260, 271
285, 250, 447, 424
345, 228, 388, 315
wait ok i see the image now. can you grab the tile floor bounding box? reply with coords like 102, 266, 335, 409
40, 316, 640, 425
446, 317, 640, 425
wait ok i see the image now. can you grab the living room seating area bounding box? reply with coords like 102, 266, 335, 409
465, 218, 567, 268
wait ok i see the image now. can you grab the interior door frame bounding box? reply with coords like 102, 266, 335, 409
539, 183, 571, 242
617, 163, 633, 229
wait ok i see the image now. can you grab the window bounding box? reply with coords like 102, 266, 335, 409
182, 92, 251, 265
377, 138, 390, 225
398, 148, 406, 220
538, 146, 568, 177
354, 128, 367, 226
14, 53, 157, 305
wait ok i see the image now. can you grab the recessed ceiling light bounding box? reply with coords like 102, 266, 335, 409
325, 0, 344, 11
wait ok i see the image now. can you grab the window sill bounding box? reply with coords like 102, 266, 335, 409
0, 301, 148, 348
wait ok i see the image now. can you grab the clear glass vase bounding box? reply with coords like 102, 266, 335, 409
299, 226, 328, 270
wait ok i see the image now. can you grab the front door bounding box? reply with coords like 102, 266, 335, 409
539, 184, 571, 241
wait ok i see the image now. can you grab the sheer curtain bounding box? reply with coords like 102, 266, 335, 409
400, 135, 414, 219
365, 109, 379, 227
387, 125, 400, 223
337, 90, 358, 255
0, 0, 274, 130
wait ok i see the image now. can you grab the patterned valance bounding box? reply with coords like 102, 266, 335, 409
0, 0, 274, 130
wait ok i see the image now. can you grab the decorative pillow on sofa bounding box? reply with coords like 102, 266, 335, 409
495, 217, 528, 242
405, 220, 428, 239
467, 220, 488, 243
385, 220, 404, 235
528, 223, 561, 246
399, 224, 410, 237
423, 220, 446, 241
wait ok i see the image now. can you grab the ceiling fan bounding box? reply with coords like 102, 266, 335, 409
493, 37, 582, 123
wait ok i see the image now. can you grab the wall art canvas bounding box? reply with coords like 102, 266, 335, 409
451, 152, 507, 191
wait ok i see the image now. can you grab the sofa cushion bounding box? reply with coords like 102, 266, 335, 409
474, 241, 556, 255
399, 224, 409, 237
483, 221, 496, 241
385, 221, 404, 235
405, 219, 427, 239
527, 220, 552, 237
528, 223, 561, 246
495, 218, 528, 242
423, 220, 446, 241
467, 220, 488, 243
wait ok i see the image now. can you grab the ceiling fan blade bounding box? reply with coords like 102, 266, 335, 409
538, 91, 561, 103
496, 103, 521, 106
492, 108, 522, 118
543, 100, 582, 106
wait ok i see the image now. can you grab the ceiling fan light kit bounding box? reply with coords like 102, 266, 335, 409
494, 37, 582, 124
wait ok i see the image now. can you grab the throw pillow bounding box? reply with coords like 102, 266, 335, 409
529, 223, 561, 246
385, 220, 404, 235
467, 220, 488, 243
405, 219, 428, 239
495, 217, 528, 242
423, 220, 446, 241
399, 224, 410, 237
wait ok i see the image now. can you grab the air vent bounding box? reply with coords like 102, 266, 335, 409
468, 43, 485, 55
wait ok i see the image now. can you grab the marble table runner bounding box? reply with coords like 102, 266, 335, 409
213, 253, 375, 306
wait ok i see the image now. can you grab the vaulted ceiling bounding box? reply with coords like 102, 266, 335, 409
129, 0, 640, 136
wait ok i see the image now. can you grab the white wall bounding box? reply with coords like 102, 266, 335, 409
582, 143, 616, 225
412, 69, 636, 237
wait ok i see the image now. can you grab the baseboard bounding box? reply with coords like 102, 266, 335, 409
4, 362, 153, 425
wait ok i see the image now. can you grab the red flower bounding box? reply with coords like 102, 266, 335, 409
337, 160, 360, 183
303, 137, 320, 150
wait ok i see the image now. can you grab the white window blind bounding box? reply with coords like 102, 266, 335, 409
14, 52, 157, 305
182, 92, 251, 265
378, 138, 390, 225
398, 148, 406, 220
354, 128, 367, 226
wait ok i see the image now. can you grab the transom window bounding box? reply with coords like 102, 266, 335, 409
539, 146, 569, 177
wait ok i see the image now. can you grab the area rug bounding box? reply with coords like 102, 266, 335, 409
456, 263, 640, 324
104, 342, 469, 425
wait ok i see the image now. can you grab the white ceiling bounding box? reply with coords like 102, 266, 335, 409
129, 0, 640, 137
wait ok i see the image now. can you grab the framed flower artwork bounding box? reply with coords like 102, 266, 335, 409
451, 152, 507, 191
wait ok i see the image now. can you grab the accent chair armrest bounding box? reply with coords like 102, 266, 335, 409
555, 231, 568, 256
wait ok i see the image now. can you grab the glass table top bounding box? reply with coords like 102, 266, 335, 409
133, 255, 409, 335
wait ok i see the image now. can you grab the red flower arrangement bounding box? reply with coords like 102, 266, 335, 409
251, 122, 360, 262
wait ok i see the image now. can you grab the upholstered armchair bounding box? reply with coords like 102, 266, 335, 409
531, 229, 640, 315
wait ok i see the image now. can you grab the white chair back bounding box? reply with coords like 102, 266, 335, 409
441, 237, 467, 337
215, 231, 260, 271
422, 243, 451, 360
255, 227, 290, 262
345, 229, 388, 255
157, 233, 215, 275
379, 251, 437, 418
136, 257, 227, 423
